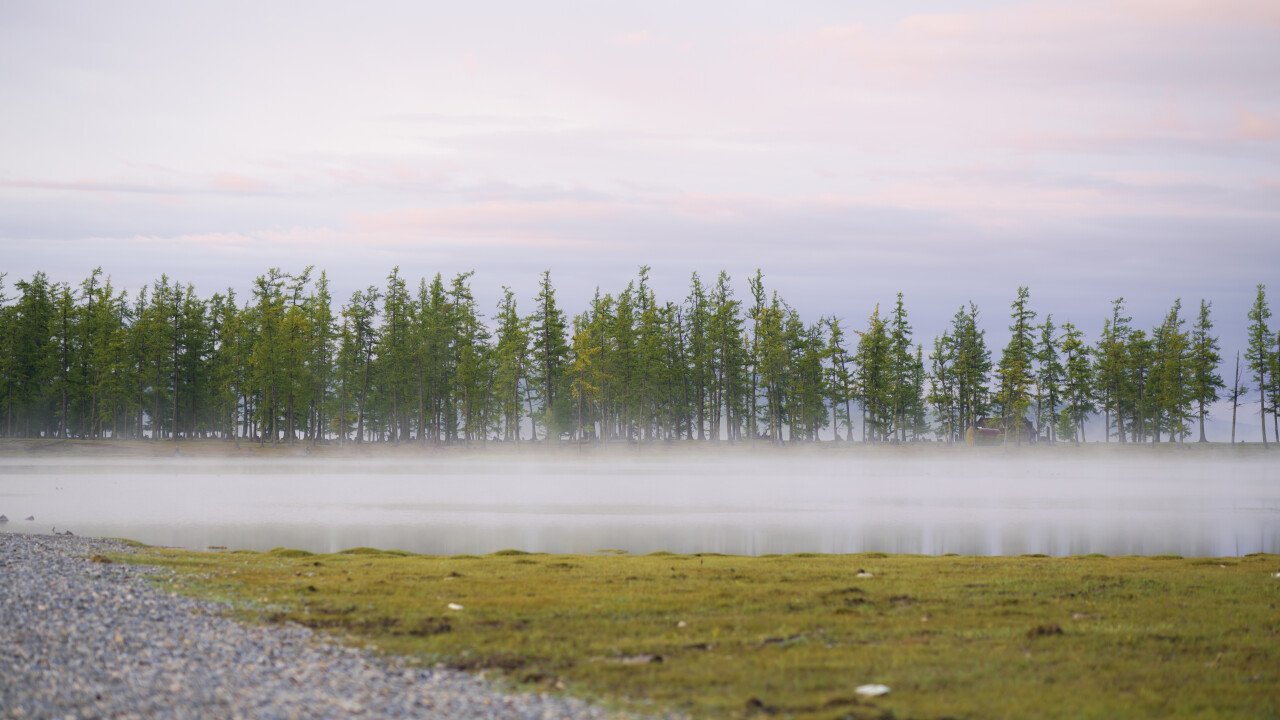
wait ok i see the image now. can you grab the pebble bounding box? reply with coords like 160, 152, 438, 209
0, 532, 642, 719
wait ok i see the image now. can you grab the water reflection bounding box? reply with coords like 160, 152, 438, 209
1, 454, 1276, 556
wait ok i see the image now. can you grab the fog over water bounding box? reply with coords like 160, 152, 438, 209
1, 451, 1276, 557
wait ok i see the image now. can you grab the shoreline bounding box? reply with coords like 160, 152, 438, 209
3, 436, 1279, 460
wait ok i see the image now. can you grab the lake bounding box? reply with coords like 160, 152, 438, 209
1, 451, 1277, 556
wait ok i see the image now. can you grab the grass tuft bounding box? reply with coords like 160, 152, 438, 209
267, 547, 315, 558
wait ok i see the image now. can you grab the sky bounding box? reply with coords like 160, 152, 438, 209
1, 0, 1278, 436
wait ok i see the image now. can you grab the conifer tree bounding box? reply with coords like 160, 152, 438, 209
855, 304, 891, 442
708, 272, 747, 441
995, 287, 1036, 443
1245, 284, 1272, 445
1095, 299, 1132, 442
1035, 314, 1063, 443
528, 270, 570, 440
951, 303, 991, 438
1151, 299, 1192, 442
684, 273, 711, 440
414, 275, 451, 443
337, 286, 379, 443
1188, 300, 1223, 443
908, 345, 928, 440
306, 273, 337, 442
376, 268, 413, 441
747, 270, 766, 441
1057, 322, 1094, 443
927, 331, 958, 441
887, 293, 914, 441
280, 269, 314, 442
567, 306, 604, 441
824, 317, 855, 440
634, 267, 666, 440
755, 294, 789, 444
248, 270, 288, 443
447, 272, 490, 442
492, 287, 529, 441
1123, 328, 1154, 443
50, 281, 78, 438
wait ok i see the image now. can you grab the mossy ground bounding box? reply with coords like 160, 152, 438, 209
125, 548, 1280, 719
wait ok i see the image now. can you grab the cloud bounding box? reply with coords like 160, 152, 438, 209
614, 30, 655, 47
376, 112, 573, 131
1237, 110, 1280, 140
0, 172, 281, 197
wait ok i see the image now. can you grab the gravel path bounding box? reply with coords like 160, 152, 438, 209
0, 532, 630, 720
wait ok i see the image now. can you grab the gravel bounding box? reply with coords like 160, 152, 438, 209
0, 532, 632, 719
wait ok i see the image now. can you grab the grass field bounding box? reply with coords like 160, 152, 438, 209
123, 546, 1280, 719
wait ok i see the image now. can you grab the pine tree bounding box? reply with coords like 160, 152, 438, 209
376, 267, 413, 442
634, 267, 666, 440
306, 273, 337, 443
785, 313, 827, 442
492, 287, 529, 441
1187, 300, 1223, 443
824, 317, 855, 440
567, 307, 603, 441
528, 270, 570, 441
280, 269, 314, 443
1151, 299, 1192, 442
927, 331, 958, 442
248, 270, 288, 443
1035, 314, 1063, 443
746, 270, 766, 441
755, 294, 788, 444
684, 273, 711, 440
1229, 351, 1248, 444
708, 272, 747, 442
951, 303, 991, 439
995, 287, 1036, 443
1123, 329, 1154, 443
887, 293, 914, 441
338, 286, 379, 443
1245, 284, 1272, 445
414, 275, 451, 443
908, 345, 928, 440
855, 304, 891, 442
49, 282, 79, 438
1095, 299, 1132, 442
1057, 322, 1094, 444
447, 272, 491, 442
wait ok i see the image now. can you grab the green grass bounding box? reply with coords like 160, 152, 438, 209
124, 548, 1280, 719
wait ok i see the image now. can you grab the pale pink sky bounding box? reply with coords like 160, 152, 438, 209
1, 1, 1277, 407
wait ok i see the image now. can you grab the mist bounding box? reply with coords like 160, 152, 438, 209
2, 448, 1275, 557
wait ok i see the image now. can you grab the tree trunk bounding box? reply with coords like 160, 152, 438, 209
1261, 376, 1269, 446
1198, 399, 1207, 443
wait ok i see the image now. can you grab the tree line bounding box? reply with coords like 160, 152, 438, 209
0, 267, 1276, 446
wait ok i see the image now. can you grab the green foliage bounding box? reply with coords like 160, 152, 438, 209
1189, 300, 1223, 443
492, 287, 529, 441
528, 270, 570, 440
995, 287, 1036, 442
1245, 284, 1272, 445
1057, 322, 1093, 443
0, 269, 1250, 445
855, 304, 891, 441
1035, 314, 1064, 443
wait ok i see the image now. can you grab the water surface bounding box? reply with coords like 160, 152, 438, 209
1, 453, 1276, 556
